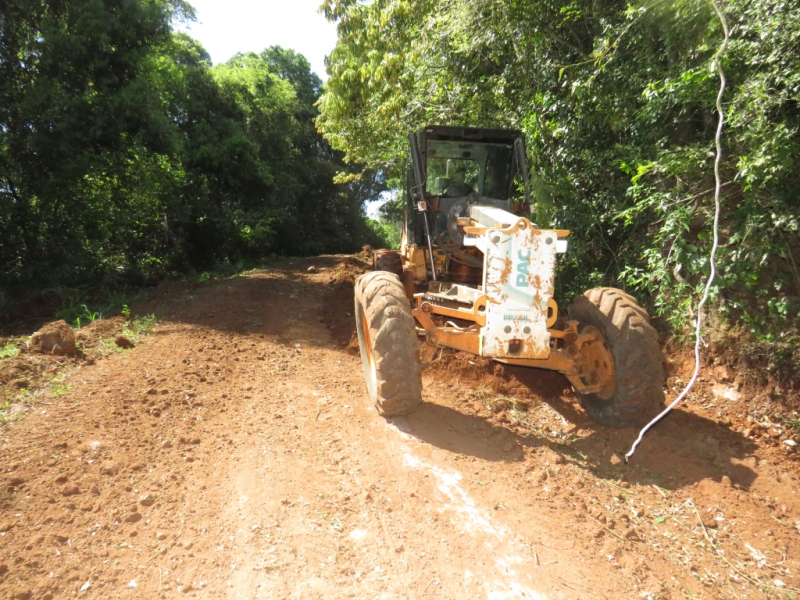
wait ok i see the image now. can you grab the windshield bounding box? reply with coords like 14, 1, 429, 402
426, 140, 515, 200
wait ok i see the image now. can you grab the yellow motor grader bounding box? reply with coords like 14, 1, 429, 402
355, 126, 665, 427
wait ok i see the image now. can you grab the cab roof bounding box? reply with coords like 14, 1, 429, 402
419, 125, 522, 145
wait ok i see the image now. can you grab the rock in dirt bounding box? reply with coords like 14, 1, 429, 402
115, 336, 135, 349
100, 462, 119, 476
61, 485, 80, 496
492, 399, 512, 413
700, 514, 718, 529
0, 521, 14, 532
124, 512, 142, 523
622, 527, 641, 541
82, 440, 106, 454
307, 266, 317, 273
10, 589, 32, 600
0, 563, 8, 575
30, 320, 76, 356
139, 494, 155, 507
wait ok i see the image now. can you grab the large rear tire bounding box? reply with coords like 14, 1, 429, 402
354, 271, 422, 416
567, 288, 665, 428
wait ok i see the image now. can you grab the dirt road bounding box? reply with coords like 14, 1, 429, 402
1, 255, 799, 599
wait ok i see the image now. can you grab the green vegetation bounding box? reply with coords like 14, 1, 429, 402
0, 341, 20, 359
49, 377, 71, 398
318, 0, 800, 345
0, 0, 390, 319
2, 0, 797, 362
0, 400, 14, 424
123, 314, 157, 342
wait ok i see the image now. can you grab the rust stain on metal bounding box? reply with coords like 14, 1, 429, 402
500, 257, 513, 285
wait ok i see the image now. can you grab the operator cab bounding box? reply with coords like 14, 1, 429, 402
422, 126, 523, 202
407, 125, 532, 280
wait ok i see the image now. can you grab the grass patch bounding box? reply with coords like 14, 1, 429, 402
56, 289, 149, 328
50, 380, 71, 398
0, 400, 13, 423
0, 397, 27, 424
0, 340, 20, 359
96, 312, 157, 356
123, 313, 156, 341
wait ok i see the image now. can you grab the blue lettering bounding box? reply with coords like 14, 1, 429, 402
516, 250, 530, 287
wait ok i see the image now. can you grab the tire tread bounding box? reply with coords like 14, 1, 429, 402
568, 288, 665, 428
354, 271, 422, 416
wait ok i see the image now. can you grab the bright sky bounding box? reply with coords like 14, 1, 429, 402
178, 0, 339, 79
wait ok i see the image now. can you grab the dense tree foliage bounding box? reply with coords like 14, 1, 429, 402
0, 0, 387, 304
318, 0, 800, 341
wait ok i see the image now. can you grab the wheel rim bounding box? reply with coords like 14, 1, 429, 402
576, 326, 615, 399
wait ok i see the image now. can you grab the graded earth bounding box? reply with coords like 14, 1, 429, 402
1, 256, 798, 599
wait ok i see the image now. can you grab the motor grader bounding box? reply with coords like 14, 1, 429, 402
355, 125, 664, 428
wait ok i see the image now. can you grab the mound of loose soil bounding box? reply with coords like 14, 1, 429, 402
29, 320, 76, 356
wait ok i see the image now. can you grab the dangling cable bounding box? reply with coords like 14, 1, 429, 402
625, 1, 729, 462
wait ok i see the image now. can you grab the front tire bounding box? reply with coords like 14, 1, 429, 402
354, 271, 422, 416
567, 288, 665, 428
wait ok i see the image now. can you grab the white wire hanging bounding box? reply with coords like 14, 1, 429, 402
625, 0, 730, 462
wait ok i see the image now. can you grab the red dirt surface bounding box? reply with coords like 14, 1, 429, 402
1, 255, 799, 599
